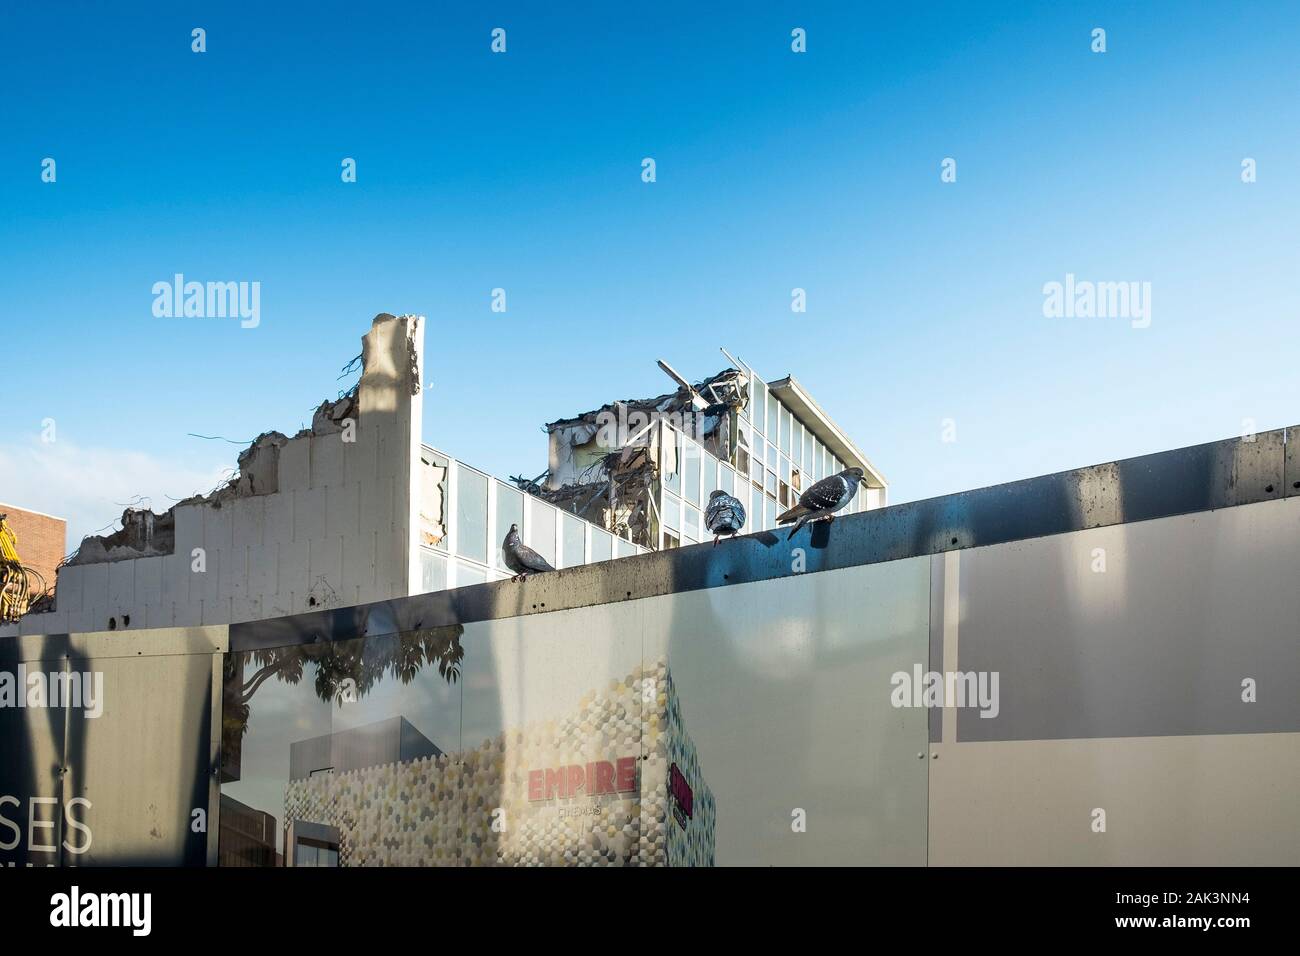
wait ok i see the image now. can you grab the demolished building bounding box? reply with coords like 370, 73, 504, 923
0, 313, 647, 638
514, 356, 887, 550
1, 322, 879, 638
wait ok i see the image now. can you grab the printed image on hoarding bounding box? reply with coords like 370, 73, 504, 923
218, 624, 713, 866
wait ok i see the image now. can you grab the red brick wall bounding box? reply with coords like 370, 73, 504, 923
0, 504, 66, 599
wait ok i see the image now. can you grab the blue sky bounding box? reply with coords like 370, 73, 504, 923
2, 1, 1297, 548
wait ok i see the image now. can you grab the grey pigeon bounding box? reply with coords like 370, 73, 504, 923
704, 490, 746, 546
777, 467, 867, 540
502, 523, 555, 581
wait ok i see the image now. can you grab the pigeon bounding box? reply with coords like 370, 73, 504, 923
777, 467, 868, 540
704, 490, 746, 546
502, 523, 555, 581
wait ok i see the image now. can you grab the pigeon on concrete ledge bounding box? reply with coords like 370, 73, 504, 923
777, 467, 867, 540
502, 523, 556, 581
704, 490, 746, 546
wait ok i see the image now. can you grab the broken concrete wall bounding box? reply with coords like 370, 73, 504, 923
68, 508, 176, 565
6, 313, 425, 637
419, 449, 448, 549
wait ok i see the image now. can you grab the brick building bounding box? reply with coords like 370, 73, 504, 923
0, 503, 66, 599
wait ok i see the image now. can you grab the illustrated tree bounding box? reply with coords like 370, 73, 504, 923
220, 623, 464, 780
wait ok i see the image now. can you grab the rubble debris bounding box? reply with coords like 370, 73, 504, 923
513, 367, 749, 548
68, 508, 176, 566
307, 389, 358, 438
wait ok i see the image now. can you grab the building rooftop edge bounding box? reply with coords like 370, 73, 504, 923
765, 376, 887, 488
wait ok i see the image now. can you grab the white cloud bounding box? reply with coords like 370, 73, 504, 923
0, 438, 230, 553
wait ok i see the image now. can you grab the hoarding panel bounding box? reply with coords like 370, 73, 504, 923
953, 497, 1300, 743
222, 626, 466, 866
64, 652, 214, 866
0, 651, 67, 866
457, 606, 649, 865
643, 558, 931, 865
929, 498, 1300, 864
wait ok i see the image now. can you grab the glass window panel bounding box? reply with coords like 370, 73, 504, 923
751, 483, 764, 531
615, 538, 636, 558
528, 501, 556, 566
766, 496, 777, 530
752, 443, 765, 484
780, 406, 792, 455
561, 514, 585, 568
719, 465, 734, 497
661, 424, 681, 494
766, 441, 777, 470
804, 429, 815, 473
590, 528, 612, 563
661, 493, 680, 532
662, 532, 679, 550
683, 504, 700, 540
792, 421, 803, 469
704, 454, 718, 498
752, 379, 767, 434
419, 550, 447, 594
683, 439, 701, 506
780, 456, 791, 484
766, 392, 778, 443
456, 561, 487, 587
454, 467, 488, 564
765, 469, 777, 496
495, 483, 524, 568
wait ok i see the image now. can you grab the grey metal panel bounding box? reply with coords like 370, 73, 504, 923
929, 734, 1300, 865
230, 428, 1293, 652
927, 554, 943, 744
0, 648, 67, 865
63, 652, 214, 865
643, 560, 931, 865
955, 497, 1300, 742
